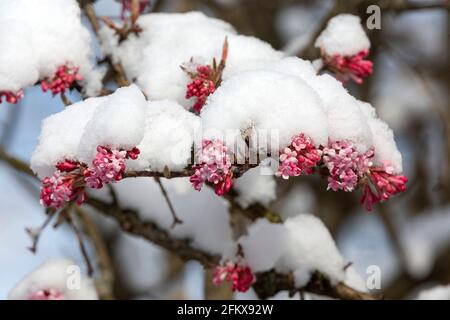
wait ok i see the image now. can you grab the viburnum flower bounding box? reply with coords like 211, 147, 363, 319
182, 38, 228, 113
0, 90, 24, 104
360, 162, 408, 211
277, 133, 321, 179
190, 139, 233, 196
212, 260, 255, 293
84, 146, 140, 189
322, 140, 374, 192
41, 64, 83, 96
116, 0, 150, 19
28, 289, 65, 300
40, 161, 87, 209
321, 49, 373, 84
40, 147, 140, 209
185, 66, 216, 113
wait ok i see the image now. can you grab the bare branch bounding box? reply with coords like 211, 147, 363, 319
154, 176, 183, 228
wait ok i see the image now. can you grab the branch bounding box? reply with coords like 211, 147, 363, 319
85, 196, 219, 268
0, 146, 35, 178
85, 195, 378, 300
74, 206, 115, 299
253, 270, 381, 300
154, 176, 183, 228
79, 0, 130, 88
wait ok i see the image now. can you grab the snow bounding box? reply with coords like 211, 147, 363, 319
315, 14, 370, 56
416, 284, 450, 300
31, 85, 147, 177
233, 167, 277, 209
126, 100, 201, 172
0, 0, 102, 96
237, 215, 346, 287
8, 259, 98, 300
250, 57, 402, 167
31, 96, 107, 179
101, 12, 282, 107
200, 70, 329, 155
78, 85, 147, 163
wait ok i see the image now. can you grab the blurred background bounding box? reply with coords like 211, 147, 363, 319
0, 0, 448, 299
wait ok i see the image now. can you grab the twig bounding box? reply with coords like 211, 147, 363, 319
26, 210, 55, 253
66, 212, 95, 276
60, 93, 72, 107
154, 176, 183, 228
74, 206, 115, 299
0, 146, 36, 178
79, 1, 131, 88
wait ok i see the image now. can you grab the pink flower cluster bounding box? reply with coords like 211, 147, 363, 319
360, 162, 408, 211
277, 133, 321, 179
40, 146, 139, 209
190, 139, 233, 196
116, 0, 150, 19
322, 49, 373, 84
41, 64, 83, 96
212, 261, 255, 293
40, 164, 87, 209
28, 289, 65, 300
84, 146, 139, 189
322, 140, 374, 192
185, 65, 216, 113
0, 90, 24, 104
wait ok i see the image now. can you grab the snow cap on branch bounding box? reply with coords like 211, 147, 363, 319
236, 214, 346, 287
101, 12, 282, 108
0, 0, 102, 98
126, 99, 201, 172
315, 14, 370, 57
31, 85, 146, 178
31, 97, 107, 179
78, 85, 147, 164
8, 259, 98, 300
200, 70, 329, 154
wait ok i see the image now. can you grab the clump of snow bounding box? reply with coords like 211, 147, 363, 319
416, 284, 450, 300
237, 215, 346, 287
0, 21, 38, 93
233, 167, 277, 209
126, 100, 200, 172
315, 14, 370, 56
31, 97, 107, 179
77, 85, 147, 163
200, 70, 329, 154
101, 12, 282, 107
31, 85, 146, 177
356, 100, 403, 173
0, 0, 102, 96
344, 266, 368, 293
220, 57, 376, 153
304, 74, 373, 152
8, 259, 98, 300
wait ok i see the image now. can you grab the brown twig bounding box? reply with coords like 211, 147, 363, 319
66, 211, 95, 276
74, 206, 115, 299
26, 210, 55, 253
154, 176, 183, 228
